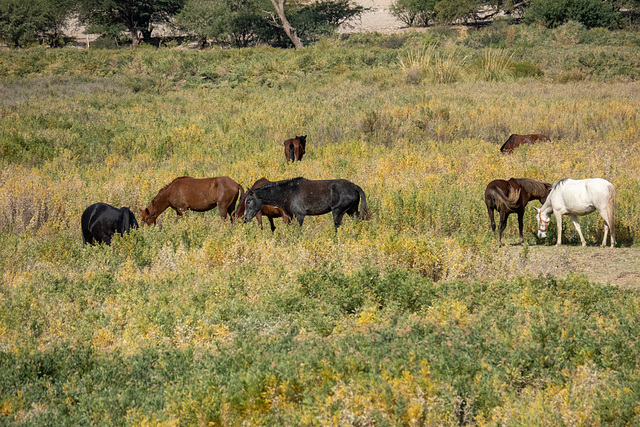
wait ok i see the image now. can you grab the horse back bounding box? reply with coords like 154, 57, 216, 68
500, 134, 549, 153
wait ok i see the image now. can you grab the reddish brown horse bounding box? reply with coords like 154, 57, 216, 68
500, 134, 550, 153
141, 176, 243, 225
234, 177, 291, 232
484, 178, 551, 245
284, 135, 307, 162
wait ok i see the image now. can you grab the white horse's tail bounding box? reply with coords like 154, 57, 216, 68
607, 183, 617, 244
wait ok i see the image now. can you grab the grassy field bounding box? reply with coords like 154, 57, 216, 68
1, 24, 640, 424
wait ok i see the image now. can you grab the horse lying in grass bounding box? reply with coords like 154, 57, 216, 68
535, 178, 616, 247
500, 134, 550, 153
243, 177, 369, 231
234, 177, 290, 232
484, 178, 551, 245
141, 176, 243, 225
82, 203, 138, 245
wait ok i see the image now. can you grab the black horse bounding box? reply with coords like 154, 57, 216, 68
81, 203, 139, 245
243, 177, 369, 230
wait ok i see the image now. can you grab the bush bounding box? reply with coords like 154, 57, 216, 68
523, 0, 622, 29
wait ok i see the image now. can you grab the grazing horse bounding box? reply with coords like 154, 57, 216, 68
243, 177, 369, 231
234, 177, 291, 232
284, 135, 307, 162
485, 178, 551, 245
535, 178, 616, 247
500, 134, 550, 153
141, 176, 243, 225
81, 203, 138, 245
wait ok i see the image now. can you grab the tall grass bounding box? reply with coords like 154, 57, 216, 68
1, 29, 640, 424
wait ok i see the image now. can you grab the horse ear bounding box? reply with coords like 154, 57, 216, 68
534, 207, 541, 213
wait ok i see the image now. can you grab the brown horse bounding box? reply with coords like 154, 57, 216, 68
284, 135, 307, 162
234, 177, 291, 232
500, 134, 550, 153
484, 178, 551, 245
141, 176, 243, 225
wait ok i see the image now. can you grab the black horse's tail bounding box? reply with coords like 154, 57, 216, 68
289, 143, 295, 162
356, 185, 371, 220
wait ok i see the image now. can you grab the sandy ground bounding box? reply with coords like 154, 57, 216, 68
497, 245, 640, 289
340, 0, 406, 33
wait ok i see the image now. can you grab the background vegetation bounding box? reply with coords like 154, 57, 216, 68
1, 25, 640, 424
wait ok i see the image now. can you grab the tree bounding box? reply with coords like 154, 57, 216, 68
176, 0, 363, 48
268, 0, 304, 48
390, 0, 436, 27
78, 0, 185, 47
0, 0, 75, 47
175, 0, 265, 47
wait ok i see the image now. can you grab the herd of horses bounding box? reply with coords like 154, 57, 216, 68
82, 133, 617, 249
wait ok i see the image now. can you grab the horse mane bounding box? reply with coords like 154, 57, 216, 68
552, 178, 569, 191
509, 178, 551, 198
258, 177, 304, 191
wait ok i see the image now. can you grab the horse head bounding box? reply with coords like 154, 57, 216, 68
298, 135, 307, 150
243, 191, 263, 223
140, 205, 158, 225
534, 207, 550, 238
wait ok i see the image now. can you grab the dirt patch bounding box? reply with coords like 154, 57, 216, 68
499, 245, 640, 288
341, 0, 405, 33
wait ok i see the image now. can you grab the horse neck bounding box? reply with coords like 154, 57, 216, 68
151, 189, 171, 215
255, 185, 288, 206
539, 196, 554, 217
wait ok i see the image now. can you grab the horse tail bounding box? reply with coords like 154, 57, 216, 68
356, 185, 371, 220
491, 187, 520, 213
289, 143, 295, 162
232, 184, 245, 219
607, 183, 617, 243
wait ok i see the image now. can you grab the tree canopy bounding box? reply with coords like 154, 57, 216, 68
77, 0, 185, 46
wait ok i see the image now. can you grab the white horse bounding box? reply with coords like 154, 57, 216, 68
534, 178, 616, 247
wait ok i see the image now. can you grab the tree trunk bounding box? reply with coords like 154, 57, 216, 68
269, 0, 304, 49
129, 28, 142, 47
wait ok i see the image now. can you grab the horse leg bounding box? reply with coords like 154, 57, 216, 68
517, 210, 524, 244
333, 210, 346, 231
597, 208, 615, 247
296, 214, 305, 227
569, 215, 587, 246
555, 212, 564, 246
256, 210, 264, 229
267, 216, 276, 232
497, 211, 508, 246
487, 205, 496, 232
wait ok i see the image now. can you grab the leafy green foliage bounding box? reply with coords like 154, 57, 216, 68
175, 0, 363, 48
523, 0, 622, 29
77, 0, 186, 46
0, 0, 74, 47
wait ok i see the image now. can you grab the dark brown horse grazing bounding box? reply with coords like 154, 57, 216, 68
284, 135, 307, 162
234, 177, 291, 232
484, 178, 551, 245
244, 177, 369, 231
141, 176, 243, 225
500, 134, 550, 153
